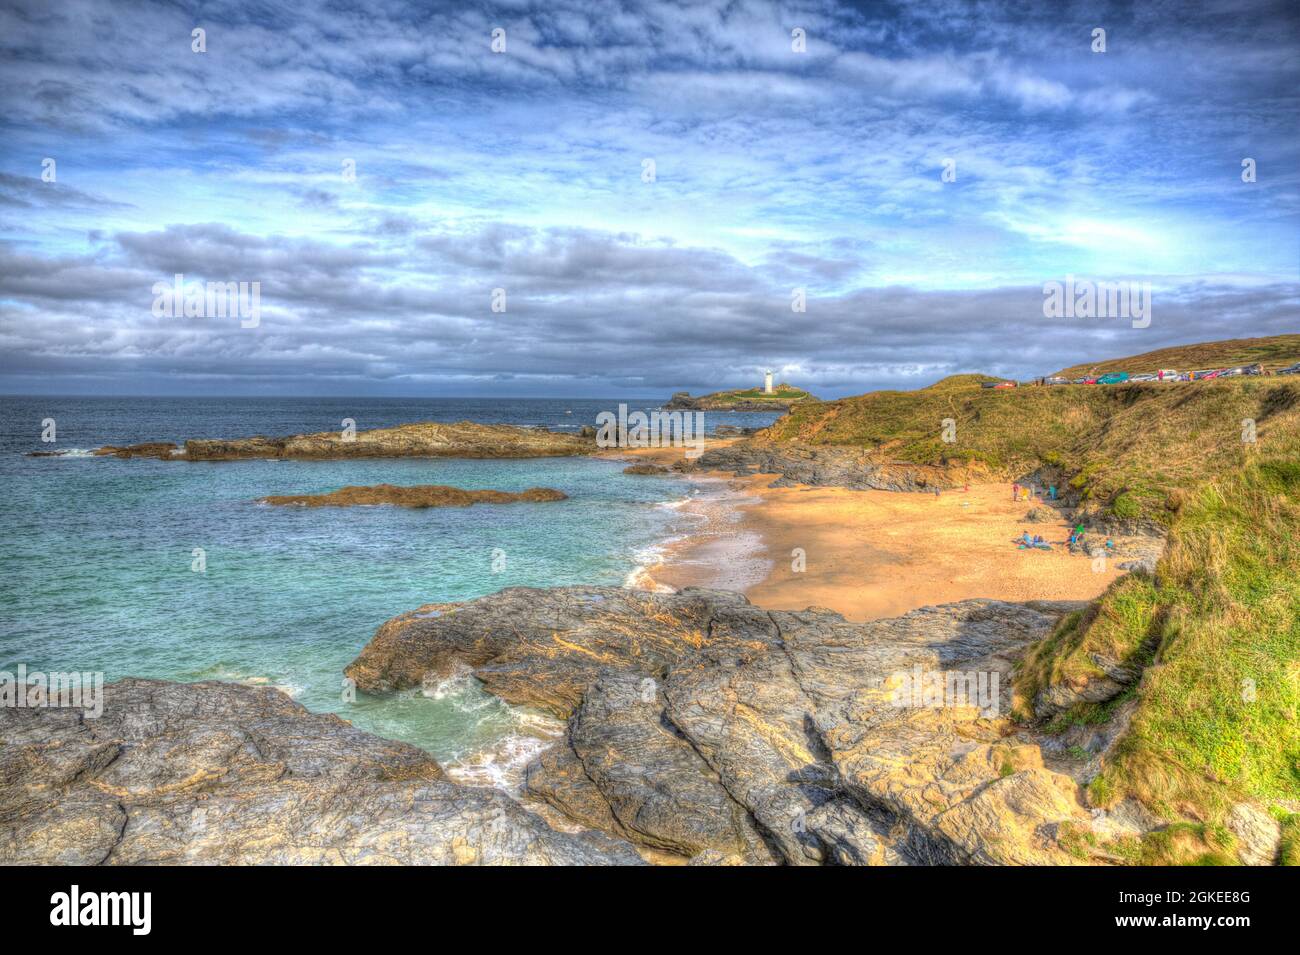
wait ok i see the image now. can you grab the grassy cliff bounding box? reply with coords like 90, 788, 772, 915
760, 337, 1300, 862
760, 370, 1300, 527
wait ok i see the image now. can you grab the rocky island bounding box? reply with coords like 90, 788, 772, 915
258, 484, 568, 508
83, 421, 597, 461
664, 383, 818, 412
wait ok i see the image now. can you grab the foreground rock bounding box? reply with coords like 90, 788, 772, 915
259, 485, 568, 508
349, 586, 1096, 864
88, 421, 595, 461
0, 679, 642, 865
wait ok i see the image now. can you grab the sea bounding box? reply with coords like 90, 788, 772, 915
0, 396, 780, 789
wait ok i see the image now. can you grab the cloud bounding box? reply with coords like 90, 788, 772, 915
0, 0, 1297, 396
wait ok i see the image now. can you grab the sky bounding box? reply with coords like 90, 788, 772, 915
0, 0, 1297, 398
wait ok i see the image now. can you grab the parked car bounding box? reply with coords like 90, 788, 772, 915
1191, 369, 1224, 380
1044, 376, 1069, 385
1097, 372, 1130, 385
1278, 362, 1300, 376
1130, 373, 1158, 382
1156, 368, 1179, 380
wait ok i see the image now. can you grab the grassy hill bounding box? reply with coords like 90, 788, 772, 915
760, 337, 1300, 862
1055, 334, 1300, 378
761, 367, 1300, 528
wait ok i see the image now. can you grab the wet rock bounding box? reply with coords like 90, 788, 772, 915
622, 463, 670, 475
91, 442, 181, 459
258, 485, 568, 508
0, 679, 642, 866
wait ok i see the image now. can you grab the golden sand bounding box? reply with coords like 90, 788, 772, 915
603, 443, 1122, 622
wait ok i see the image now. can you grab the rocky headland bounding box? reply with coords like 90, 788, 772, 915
258, 485, 568, 508
80, 421, 596, 461
664, 384, 818, 412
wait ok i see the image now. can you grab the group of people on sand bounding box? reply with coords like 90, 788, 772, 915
1011, 481, 1057, 502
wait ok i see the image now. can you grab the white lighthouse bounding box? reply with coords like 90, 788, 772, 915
763, 370, 774, 394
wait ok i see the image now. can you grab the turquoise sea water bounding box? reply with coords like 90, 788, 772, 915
0, 397, 779, 784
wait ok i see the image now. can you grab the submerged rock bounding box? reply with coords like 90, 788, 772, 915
349, 586, 1095, 865
0, 679, 642, 866
258, 484, 568, 508
88, 421, 595, 461
622, 463, 669, 475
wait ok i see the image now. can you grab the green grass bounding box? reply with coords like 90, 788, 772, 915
1022, 456, 1300, 862
726, 388, 810, 400
761, 374, 1300, 527
1280, 814, 1300, 865
1054, 334, 1300, 379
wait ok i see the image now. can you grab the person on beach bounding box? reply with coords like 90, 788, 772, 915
1012, 482, 1020, 501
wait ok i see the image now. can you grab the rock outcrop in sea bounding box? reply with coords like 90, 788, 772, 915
258, 485, 568, 508
84, 421, 595, 461
664, 384, 818, 412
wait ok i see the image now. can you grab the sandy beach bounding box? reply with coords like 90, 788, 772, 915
605, 443, 1125, 622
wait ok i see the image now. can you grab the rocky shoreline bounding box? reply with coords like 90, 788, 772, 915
349, 585, 1102, 864
0, 678, 641, 865
5, 587, 1123, 866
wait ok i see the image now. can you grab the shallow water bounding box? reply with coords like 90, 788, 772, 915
0, 396, 779, 781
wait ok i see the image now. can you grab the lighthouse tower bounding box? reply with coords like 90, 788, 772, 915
763, 370, 774, 394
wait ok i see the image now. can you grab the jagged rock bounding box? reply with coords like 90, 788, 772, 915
0, 679, 642, 866
344, 586, 783, 714
258, 485, 568, 508
527, 672, 776, 861
622, 463, 670, 475
1024, 506, 1057, 523
91, 442, 181, 459
692, 441, 981, 491
89, 421, 595, 461
1118, 556, 1158, 575
349, 586, 1093, 865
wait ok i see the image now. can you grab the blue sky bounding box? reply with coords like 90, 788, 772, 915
1, 0, 1297, 397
